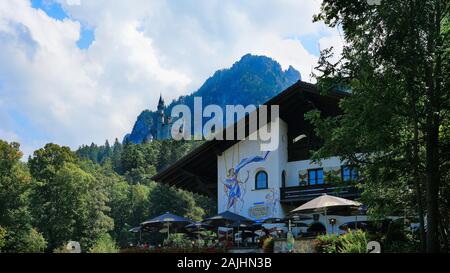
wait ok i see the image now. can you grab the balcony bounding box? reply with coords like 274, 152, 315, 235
280, 184, 360, 204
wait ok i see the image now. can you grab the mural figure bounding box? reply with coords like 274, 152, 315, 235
222, 151, 270, 212
264, 188, 280, 216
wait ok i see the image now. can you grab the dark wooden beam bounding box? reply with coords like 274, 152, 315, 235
180, 169, 217, 196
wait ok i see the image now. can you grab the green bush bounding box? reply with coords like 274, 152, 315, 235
262, 236, 275, 253
89, 234, 119, 253
382, 221, 420, 253
53, 245, 71, 253
22, 228, 47, 253
0, 226, 6, 251
315, 233, 341, 253
315, 230, 368, 253
120, 246, 226, 253
163, 233, 193, 248
339, 230, 368, 253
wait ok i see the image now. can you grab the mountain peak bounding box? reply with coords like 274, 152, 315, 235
285, 65, 301, 83
238, 53, 276, 63
234, 54, 283, 72
124, 54, 301, 144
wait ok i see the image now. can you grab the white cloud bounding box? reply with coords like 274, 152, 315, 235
66, 0, 81, 6
0, 0, 341, 157
319, 28, 345, 64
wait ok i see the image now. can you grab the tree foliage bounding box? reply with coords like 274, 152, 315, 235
0, 140, 46, 252
309, 0, 449, 252
88, 233, 119, 253
0, 138, 214, 252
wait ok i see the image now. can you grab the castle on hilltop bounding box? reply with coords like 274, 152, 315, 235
148, 95, 173, 141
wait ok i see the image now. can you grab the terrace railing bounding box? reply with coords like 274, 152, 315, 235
280, 183, 359, 203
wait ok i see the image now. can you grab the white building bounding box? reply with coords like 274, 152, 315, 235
153, 81, 366, 235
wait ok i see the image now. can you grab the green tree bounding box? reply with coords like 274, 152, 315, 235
88, 233, 119, 253
120, 143, 146, 174
0, 140, 44, 252
18, 228, 47, 253
109, 185, 133, 246
111, 138, 123, 173
149, 183, 205, 222
29, 144, 113, 251
28, 143, 77, 182
157, 140, 198, 171
309, 0, 449, 252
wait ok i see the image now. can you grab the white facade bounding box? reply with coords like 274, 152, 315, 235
217, 118, 366, 234
217, 119, 287, 220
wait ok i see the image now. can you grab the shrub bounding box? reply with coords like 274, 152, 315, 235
120, 246, 226, 253
89, 234, 119, 253
315, 233, 341, 253
17, 228, 47, 253
0, 226, 6, 251
163, 233, 192, 248
53, 245, 71, 253
339, 230, 368, 253
315, 230, 368, 253
382, 221, 420, 253
262, 236, 274, 253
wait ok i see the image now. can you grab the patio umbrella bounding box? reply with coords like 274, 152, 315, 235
262, 217, 287, 224
288, 214, 313, 221
129, 226, 143, 245
230, 222, 252, 246
289, 194, 361, 234
129, 226, 141, 233
141, 212, 193, 240
203, 211, 253, 226
292, 222, 308, 227
250, 223, 263, 231
185, 222, 213, 232
203, 211, 253, 244
231, 222, 262, 246
185, 222, 213, 245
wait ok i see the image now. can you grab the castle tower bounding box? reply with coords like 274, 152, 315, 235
157, 94, 165, 118
156, 94, 165, 139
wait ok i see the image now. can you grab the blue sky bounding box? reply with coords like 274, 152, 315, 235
31, 0, 67, 20
0, 0, 342, 158
31, 0, 94, 49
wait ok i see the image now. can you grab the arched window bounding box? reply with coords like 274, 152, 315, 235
255, 170, 268, 190
281, 170, 286, 188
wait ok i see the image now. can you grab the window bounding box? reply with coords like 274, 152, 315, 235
255, 171, 268, 190
308, 168, 324, 185
342, 166, 358, 182
281, 170, 286, 188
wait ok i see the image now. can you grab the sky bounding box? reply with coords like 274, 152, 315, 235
0, 0, 343, 158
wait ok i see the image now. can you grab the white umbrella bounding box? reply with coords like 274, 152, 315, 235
290, 194, 361, 234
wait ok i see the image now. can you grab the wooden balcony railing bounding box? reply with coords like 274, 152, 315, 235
280, 184, 359, 203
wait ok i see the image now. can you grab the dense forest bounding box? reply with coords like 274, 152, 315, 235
0, 138, 213, 252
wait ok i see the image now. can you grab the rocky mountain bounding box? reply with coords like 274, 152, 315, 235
124, 54, 301, 144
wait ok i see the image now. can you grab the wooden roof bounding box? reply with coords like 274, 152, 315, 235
151, 81, 348, 196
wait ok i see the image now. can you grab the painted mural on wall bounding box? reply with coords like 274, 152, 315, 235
264, 188, 280, 216
248, 203, 270, 220
247, 189, 280, 221
221, 150, 270, 213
